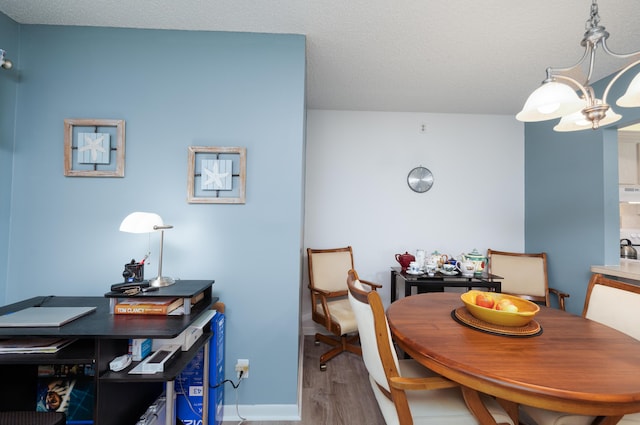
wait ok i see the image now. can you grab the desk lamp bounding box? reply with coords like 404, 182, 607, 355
119, 212, 175, 287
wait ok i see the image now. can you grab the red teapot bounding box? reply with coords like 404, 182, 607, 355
395, 252, 415, 271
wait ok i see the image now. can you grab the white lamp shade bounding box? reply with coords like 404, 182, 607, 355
119, 212, 164, 233
553, 104, 621, 132
516, 81, 585, 122
617, 72, 640, 108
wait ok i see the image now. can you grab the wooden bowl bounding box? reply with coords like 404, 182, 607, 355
460, 290, 540, 327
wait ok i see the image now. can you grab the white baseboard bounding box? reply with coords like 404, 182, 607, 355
222, 404, 300, 421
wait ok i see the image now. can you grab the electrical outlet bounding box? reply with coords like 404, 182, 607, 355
235, 358, 249, 379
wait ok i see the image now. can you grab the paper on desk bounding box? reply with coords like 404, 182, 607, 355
0, 337, 77, 353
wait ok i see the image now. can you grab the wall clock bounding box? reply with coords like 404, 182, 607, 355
407, 166, 433, 193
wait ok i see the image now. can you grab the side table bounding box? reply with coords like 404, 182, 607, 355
390, 267, 501, 302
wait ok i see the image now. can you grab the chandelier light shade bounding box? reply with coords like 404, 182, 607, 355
119, 212, 175, 287
517, 0, 640, 132
554, 101, 622, 132
516, 82, 585, 122
617, 73, 640, 108
0, 49, 12, 70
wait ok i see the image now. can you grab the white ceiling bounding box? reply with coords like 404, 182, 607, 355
1, 0, 640, 116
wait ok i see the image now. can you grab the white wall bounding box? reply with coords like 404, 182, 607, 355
303, 109, 525, 333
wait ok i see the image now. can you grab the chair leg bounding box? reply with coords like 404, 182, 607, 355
315, 333, 361, 371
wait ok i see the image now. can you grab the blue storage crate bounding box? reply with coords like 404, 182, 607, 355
176, 311, 224, 425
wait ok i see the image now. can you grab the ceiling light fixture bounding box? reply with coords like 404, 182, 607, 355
516, 0, 640, 132
0, 49, 12, 70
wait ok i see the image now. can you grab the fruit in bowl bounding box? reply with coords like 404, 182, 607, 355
460, 290, 540, 327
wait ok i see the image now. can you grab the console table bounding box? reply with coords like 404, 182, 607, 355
390, 267, 501, 302
0, 279, 217, 425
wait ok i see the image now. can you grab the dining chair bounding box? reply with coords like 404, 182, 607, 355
519, 273, 640, 425
346, 268, 514, 425
486, 249, 570, 310
307, 246, 360, 371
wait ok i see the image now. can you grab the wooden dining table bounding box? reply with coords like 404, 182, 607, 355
387, 292, 640, 425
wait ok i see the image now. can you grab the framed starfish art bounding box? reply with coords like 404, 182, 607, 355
187, 146, 246, 204
64, 118, 125, 177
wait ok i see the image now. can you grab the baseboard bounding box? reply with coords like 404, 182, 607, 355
222, 404, 300, 421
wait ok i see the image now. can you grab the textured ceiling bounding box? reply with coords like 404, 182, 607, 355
1, 0, 640, 116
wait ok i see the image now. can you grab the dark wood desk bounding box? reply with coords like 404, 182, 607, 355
0, 280, 217, 425
390, 267, 502, 302
387, 293, 640, 425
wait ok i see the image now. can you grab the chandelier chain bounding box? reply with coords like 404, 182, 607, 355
586, 0, 600, 30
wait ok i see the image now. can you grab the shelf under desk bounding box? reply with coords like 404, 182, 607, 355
104, 279, 215, 315
0, 280, 219, 425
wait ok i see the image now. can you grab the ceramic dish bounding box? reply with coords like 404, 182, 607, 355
405, 269, 424, 275
439, 269, 458, 276
460, 290, 540, 327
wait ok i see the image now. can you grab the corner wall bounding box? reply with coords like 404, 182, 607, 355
0, 13, 19, 304
6, 23, 306, 415
524, 65, 640, 315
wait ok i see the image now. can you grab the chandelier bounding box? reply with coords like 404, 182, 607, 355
516, 0, 640, 132
0, 49, 11, 70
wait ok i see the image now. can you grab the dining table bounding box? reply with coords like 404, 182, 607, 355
386, 292, 640, 425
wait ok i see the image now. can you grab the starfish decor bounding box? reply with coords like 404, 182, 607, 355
78, 133, 110, 164
202, 160, 232, 190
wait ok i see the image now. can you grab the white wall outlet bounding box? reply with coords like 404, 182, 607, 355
235, 358, 249, 379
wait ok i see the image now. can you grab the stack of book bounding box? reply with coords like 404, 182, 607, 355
114, 293, 204, 316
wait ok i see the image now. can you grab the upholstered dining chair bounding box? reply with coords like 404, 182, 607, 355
307, 246, 360, 371
519, 273, 640, 425
346, 268, 514, 425
487, 249, 570, 310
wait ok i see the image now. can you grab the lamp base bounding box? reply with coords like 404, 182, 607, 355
149, 276, 175, 288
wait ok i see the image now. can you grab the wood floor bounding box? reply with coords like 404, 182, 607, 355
222, 335, 386, 425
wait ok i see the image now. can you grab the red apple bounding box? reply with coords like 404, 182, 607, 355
475, 294, 495, 309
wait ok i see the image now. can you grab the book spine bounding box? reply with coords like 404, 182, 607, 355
191, 292, 205, 305
114, 305, 169, 315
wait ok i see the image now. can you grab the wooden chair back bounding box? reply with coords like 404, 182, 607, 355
583, 273, 640, 340
308, 246, 354, 294
487, 249, 549, 304
487, 249, 570, 311
307, 247, 362, 370
307, 246, 355, 331
346, 269, 412, 423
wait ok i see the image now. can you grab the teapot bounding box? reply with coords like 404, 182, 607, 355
621, 239, 638, 259
457, 259, 475, 277
395, 252, 415, 271
461, 249, 487, 274
429, 250, 449, 267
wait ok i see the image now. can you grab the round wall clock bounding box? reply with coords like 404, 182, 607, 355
407, 166, 434, 193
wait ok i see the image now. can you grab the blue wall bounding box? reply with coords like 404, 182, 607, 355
0, 13, 19, 300
2, 22, 306, 408
525, 65, 640, 315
